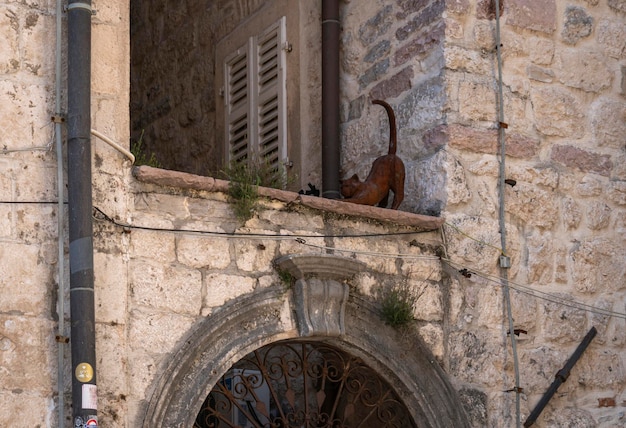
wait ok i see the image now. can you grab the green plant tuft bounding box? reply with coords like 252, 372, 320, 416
221, 159, 287, 222
276, 268, 296, 288
131, 130, 162, 168
380, 284, 416, 328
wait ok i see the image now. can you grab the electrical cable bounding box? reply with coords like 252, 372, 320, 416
443, 258, 626, 320
92, 206, 433, 239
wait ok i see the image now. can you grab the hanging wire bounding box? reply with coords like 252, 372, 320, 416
92, 206, 626, 320
91, 206, 433, 240
442, 258, 626, 320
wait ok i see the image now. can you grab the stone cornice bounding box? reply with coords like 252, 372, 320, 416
132, 165, 444, 231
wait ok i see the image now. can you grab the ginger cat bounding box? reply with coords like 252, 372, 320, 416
341, 100, 405, 210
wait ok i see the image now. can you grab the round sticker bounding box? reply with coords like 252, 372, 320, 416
75, 362, 94, 383
86, 418, 98, 427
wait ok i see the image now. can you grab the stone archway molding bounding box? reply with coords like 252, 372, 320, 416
143, 254, 470, 427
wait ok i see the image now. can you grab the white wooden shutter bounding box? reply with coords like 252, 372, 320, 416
254, 17, 287, 173
224, 46, 251, 164
224, 17, 287, 172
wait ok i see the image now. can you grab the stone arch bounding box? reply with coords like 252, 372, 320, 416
143, 255, 469, 427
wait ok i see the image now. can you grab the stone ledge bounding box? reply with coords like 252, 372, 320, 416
132, 166, 444, 231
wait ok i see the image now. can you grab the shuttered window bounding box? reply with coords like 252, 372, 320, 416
224, 17, 287, 174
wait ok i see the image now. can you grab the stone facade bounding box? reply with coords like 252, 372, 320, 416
0, 1, 625, 427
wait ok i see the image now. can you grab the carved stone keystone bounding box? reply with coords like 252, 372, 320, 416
274, 254, 366, 337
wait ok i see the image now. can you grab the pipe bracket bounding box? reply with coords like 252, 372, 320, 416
65, 3, 96, 15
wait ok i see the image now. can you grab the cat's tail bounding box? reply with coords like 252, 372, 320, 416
372, 99, 397, 155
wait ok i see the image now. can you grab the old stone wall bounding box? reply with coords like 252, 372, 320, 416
0, 0, 131, 426
338, 0, 626, 426
1, 0, 625, 427
94, 171, 447, 426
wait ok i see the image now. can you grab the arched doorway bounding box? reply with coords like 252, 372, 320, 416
143, 255, 469, 427
194, 340, 417, 428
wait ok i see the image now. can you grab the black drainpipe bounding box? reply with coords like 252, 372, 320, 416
321, 0, 341, 199
67, 1, 97, 425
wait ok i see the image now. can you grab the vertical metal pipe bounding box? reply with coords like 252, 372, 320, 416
54, 0, 65, 425
67, 1, 97, 425
321, 0, 341, 199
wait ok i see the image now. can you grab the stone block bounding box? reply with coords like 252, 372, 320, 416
203, 273, 256, 310
528, 37, 555, 65
506, 0, 556, 33
577, 350, 625, 388
413, 282, 443, 322
0, 6, 19, 74
551, 145, 613, 177
521, 346, 566, 391
458, 388, 488, 427
0, 390, 55, 428
417, 323, 444, 359
364, 40, 390, 63
526, 230, 554, 283
129, 310, 196, 356
358, 5, 393, 45
459, 81, 497, 122
94, 252, 129, 324
370, 66, 413, 100
542, 408, 596, 428
0, 80, 53, 150
444, 45, 492, 75
558, 50, 612, 93
0, 315, 55, 391
445, 156, 472, 206
446, 0, 471, 15
130, 260, 202, 314
527, 64, 555, 83
576, 175, 604, 197
234, 238, 278, 273
0, 242, 52, 317
608, 181, 626, 205
571, 239, 626, 293
586, 202, 612, 230
358, 58, 389, 89
476, 0, 503, 20
395, 21, 444, 66
597, 19, 626, 59
96, 323, 127, 396
396, 0, 444, 41
448, 330, 504, 385
506, 134, 541, 159
473, 22, 495, 50
505, 184, 559, 229
562, 197, 582, 229
176, 235, 231, 269
561, 6, 593, 45
129, 229, 176, 263
609, 0, 626, 13
541, 297, 588, 343
591, 99, 626, 150
531, 87, 584, 138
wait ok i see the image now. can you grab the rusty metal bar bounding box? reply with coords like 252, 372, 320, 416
523, 326, 597, 427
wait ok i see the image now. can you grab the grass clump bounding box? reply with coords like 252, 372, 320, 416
380, 283, 417, 328
131, 130, 161, 168
221, 159, 287, 222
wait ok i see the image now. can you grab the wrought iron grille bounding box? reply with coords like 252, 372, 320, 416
194, 340, 417, 428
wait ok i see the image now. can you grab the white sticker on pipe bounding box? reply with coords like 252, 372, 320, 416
82, 384, 98, 410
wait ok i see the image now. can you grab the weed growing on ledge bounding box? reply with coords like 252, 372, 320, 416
380, 282, 417, 328
221, 159, 288, 222
131, 130, 161, 168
